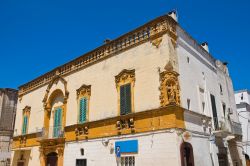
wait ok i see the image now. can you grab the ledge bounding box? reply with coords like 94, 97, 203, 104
18, 15, 177, 97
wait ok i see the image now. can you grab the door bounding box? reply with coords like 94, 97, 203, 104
46, 152, 58, 166
17, 162, 24, 166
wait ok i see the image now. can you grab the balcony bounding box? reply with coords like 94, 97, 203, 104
37, 126, 64, 140
230, 121, 242, 136
212, 117, 232, 137
212, 117, 242, 138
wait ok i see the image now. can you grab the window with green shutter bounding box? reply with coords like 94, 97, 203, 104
22, 115, 28, 135
53, 107, 62, 138
120, 84, 131, 115
79, 97, 87, 123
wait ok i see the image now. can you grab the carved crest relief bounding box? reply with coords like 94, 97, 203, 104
76, 84, 91, 98
115, 69, 135, 88
159, 62, 180, 106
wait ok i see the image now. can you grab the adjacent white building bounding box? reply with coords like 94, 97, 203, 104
235, 90, 250, 158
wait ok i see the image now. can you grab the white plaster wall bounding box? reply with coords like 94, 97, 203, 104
14, 86, 47, 135
177, 27, 238, 125
64, 131, 181, 166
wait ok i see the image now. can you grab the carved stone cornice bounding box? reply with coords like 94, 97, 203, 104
76, 84, 91, 98
18, 15, 177, 97
115, 69, 135, 88
23, 106, 31, 114
159, 62, 181, 106
42, 75, 69, 110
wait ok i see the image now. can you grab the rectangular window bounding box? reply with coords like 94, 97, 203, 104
120, 84, 131, 115
187, 98, 191, 110
210, 94, 219, 130
76, 159, 87, 166
53, 107, 62, 138
222, 103, 226, 118
79, 97, 87, 123
121, 156, 135, 166
22, 115, 28, 135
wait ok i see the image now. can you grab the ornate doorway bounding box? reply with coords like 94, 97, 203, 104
180, 142, 195, 166
46, 152, 58, 166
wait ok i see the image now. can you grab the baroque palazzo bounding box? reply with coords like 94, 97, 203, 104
11, 12, 244, 166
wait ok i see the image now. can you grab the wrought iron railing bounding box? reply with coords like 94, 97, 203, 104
212, 117, 231, 132
230, 121, 242, 136
37, 126, 64, 139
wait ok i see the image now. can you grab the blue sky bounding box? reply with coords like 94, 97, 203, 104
0, 0, 249, 91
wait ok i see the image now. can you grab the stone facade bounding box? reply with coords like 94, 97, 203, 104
11, 14, 243, 166
0, 88, 17, 166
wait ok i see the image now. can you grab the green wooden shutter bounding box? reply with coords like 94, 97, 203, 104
120, 85, 126, 115
57, 108, 62, 127
120, 84, 131, 115
53, 109, 58, 137
22, 116, 28, 135
79, 98, 87, 123
125, 84, 131, 114
53, 108, 62, 137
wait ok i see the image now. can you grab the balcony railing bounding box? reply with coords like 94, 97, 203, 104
212, 117, 242, 137
37, 126, 64, 140
212, 117, 231, 132
230, 121, 242, 136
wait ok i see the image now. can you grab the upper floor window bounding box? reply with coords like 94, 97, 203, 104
76, 85, 91, 123
22, 106, 31, 135
53, 107, 62, 138
219, 84, 223, 95
115, 69, 135, 116
79, 97, 88, 123
120, 83, 132, 115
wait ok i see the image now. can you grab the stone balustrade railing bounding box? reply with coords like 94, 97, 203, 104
18, 15, 177, 96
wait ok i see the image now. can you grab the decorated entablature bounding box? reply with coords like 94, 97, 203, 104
18, 15, 177, 98
159, 61, 181, 106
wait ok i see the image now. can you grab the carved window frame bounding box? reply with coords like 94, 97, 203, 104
76, 85, 91, 123
22, 106, 31, 135
115, 69, 135, 116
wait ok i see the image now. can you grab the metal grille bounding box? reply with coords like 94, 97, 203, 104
121, 156, 135, 166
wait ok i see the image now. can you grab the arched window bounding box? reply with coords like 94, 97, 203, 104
180, 142, 195, 166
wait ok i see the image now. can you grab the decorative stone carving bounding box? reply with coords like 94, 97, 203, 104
116, 118, 135, 132
23, 106, 31, 115
159, 62, 180, 106
151, 36, 163, 48
76, 85, 91, 98
115, 69, 135, 88
42, 75, 69, 109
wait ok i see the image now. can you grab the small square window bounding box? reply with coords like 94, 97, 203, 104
76, 159, 87, 166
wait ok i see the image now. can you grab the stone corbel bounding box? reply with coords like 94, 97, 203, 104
151, 36, 163, 48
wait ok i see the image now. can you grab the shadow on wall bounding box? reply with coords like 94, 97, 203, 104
228, 141, 242, 166
12, 150, 31, 166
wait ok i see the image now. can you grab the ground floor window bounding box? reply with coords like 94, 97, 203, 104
76, 159, 87, 166
121, 156, 135, 166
